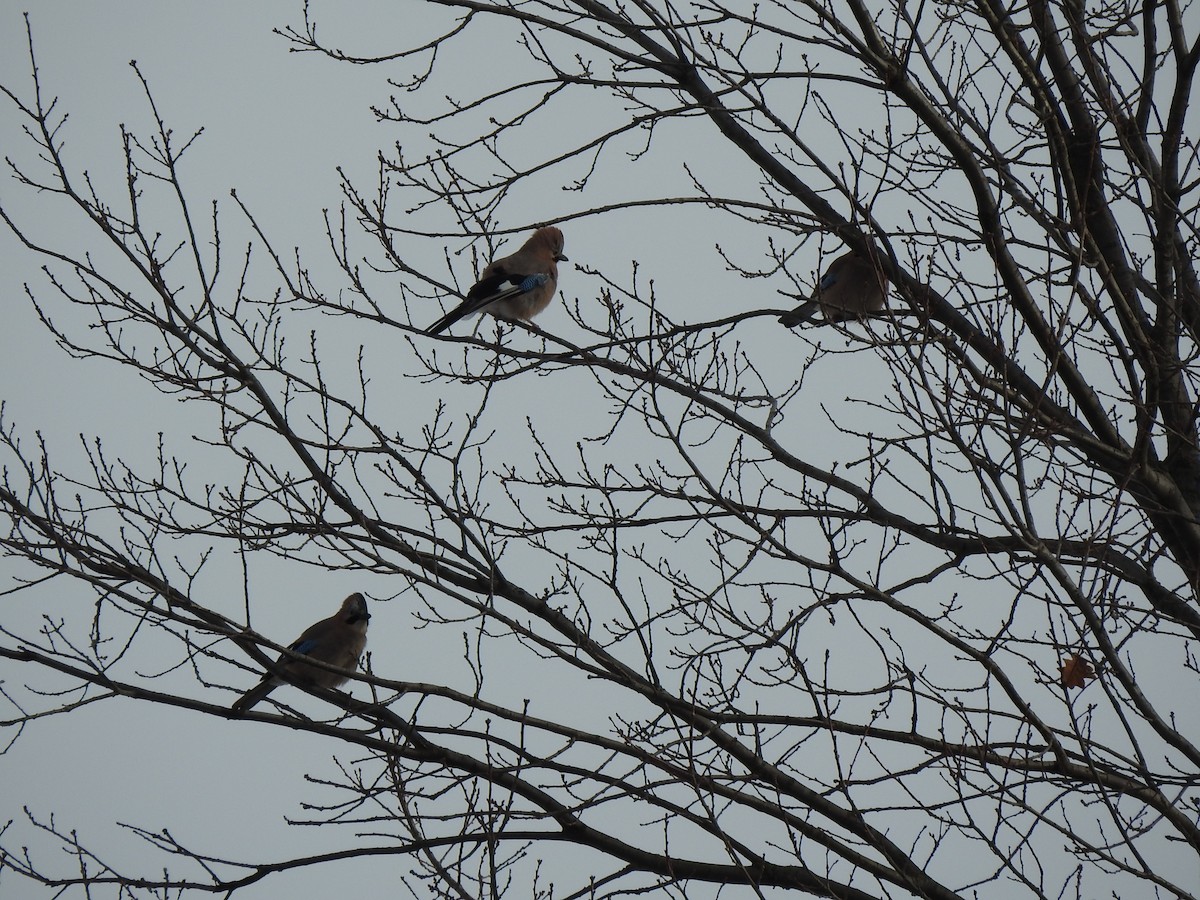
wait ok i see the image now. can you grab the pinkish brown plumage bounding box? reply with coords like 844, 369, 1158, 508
426, 226, 567, 335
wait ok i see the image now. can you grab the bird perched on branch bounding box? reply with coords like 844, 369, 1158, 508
232, 592, 370, 713
425, 226, 568, 335
779, 250, 888, 327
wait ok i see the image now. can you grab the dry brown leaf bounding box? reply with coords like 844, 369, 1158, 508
1060, 653, 1096, 690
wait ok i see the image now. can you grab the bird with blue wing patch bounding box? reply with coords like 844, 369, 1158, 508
232, 593, 370, 713
779, 250, 888, 327
426, 226, 568, 335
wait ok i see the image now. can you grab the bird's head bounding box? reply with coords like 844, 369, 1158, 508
533, 225, 568, 262
341, 592, 370, 624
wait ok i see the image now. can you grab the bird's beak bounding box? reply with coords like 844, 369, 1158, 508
556, 253, 569, 262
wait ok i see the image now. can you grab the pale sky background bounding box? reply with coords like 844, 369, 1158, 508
0, 6, 418, 897
2, 4, 1190, 899
0, 4, 800, 897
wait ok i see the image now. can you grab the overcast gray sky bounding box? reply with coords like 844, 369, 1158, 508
0, 5, 776, 896
0, 6, 446, 897
4, 4, 1192, 899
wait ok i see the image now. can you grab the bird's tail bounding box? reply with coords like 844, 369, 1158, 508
424, 306, 470, 336
779, 300, 819, 328
232, 678, 277, 713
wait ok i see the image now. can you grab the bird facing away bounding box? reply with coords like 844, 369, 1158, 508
779, 250, 889, 327
232, 593, 370, 713
425, 226, 568, 335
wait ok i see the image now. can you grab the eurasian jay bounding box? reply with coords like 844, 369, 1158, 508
779, 250, 888, 327
425, 226, 568, 335
232, 592, 370, 713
